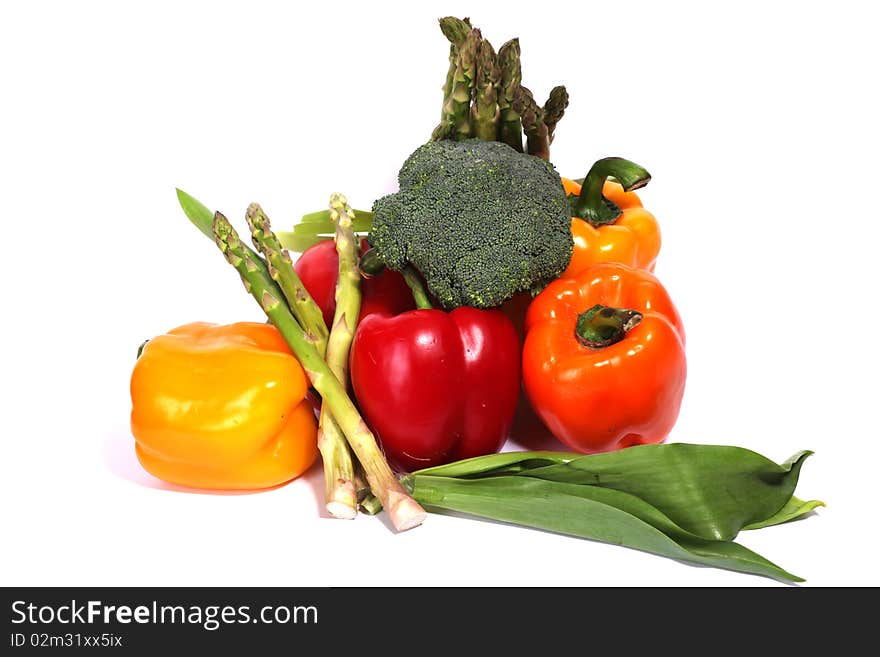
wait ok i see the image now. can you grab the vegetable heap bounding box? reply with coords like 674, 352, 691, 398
131, 15, 825, 582
170, 191, 427, 530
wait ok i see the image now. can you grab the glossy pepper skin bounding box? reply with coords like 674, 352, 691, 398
523, 263, 686, 453
294, 239, 415, 329
561, 157, 661, 277
350, 307, 521, 472
131, 322, 318, 489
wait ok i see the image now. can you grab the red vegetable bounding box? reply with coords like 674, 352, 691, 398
350, 307, 521, 471
523, 262, 686, 453
293, 239, 415, 327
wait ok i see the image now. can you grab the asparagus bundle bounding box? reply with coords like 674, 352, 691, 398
430, 16, 568, 160
177, 189, 426, 531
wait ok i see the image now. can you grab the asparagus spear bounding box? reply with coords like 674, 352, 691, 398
432, 16, 473, 141
213, 212, 427, 532
543, 85, 569, 145
471, 37, 501, 141
447, 27, 480, 139
177, 188, 278, 290
354, 467, 383, 515
513, 85, 550, 160
497, 38, 524, 152
246, 203, 329, 358
438, 15, 471, 45
315, 193, 362, 519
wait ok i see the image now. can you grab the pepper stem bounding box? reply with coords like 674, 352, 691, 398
570, 157, 651, 227
575, 304, 643, 349
401, 267, 434, 310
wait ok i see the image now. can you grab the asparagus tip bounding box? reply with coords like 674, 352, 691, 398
329, 191, 351, 213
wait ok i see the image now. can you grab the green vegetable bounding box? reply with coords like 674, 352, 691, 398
513, 85, 550, 161
246, 203, 329, 357
542, 85, 569, 146
176, 188, 215, 239
176, 188, 280, 298
402, 445, 823, 581
744, 496, 826, 531
175, 186, 426, 531
497, 38, 524, 152
431, 16, 472, 141
471, 36, 501, 141
367, 139, 573, 309
428, 17, 566, 158
276, 208, 373, 253
314, 193, 361, 520
446, 26, 479, 139
178, 185, 371, 262
212, 210, 426, 532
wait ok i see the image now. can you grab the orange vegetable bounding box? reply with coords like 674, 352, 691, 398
130, 321, 318, 490
561, 157, 661, 276
523, 263, 686, 453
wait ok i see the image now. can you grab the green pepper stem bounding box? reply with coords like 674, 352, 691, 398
575, 304, 643, 349
401, 266, 434, 310
570, 157, 651, 227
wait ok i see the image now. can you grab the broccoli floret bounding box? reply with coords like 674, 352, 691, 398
367, 139, 573, 309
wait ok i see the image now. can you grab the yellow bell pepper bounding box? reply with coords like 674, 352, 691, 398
130, 321, 318, 490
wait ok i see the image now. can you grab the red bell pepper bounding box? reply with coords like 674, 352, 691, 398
293, 239, 415, 327
350, 306, 521, 472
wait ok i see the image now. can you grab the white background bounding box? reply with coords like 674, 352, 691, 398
1, 0, 878, 587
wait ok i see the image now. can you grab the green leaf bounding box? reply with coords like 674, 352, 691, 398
516, 444, 813, 541
175, 193, 373, 254
410, 475, 802, 582
412, 444, 815, 541
744, 496, 825, 530
276, 231, 327, 253
175, 188, 215, 240
175, 187, 275, 281
278, 209, 374, 253
410, 450, 576, 479
405, 444, 820, 581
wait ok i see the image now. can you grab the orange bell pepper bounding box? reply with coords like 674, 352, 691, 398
561, 157, 660, 276
523, 263, 686, 453
130, 321, 318, 490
